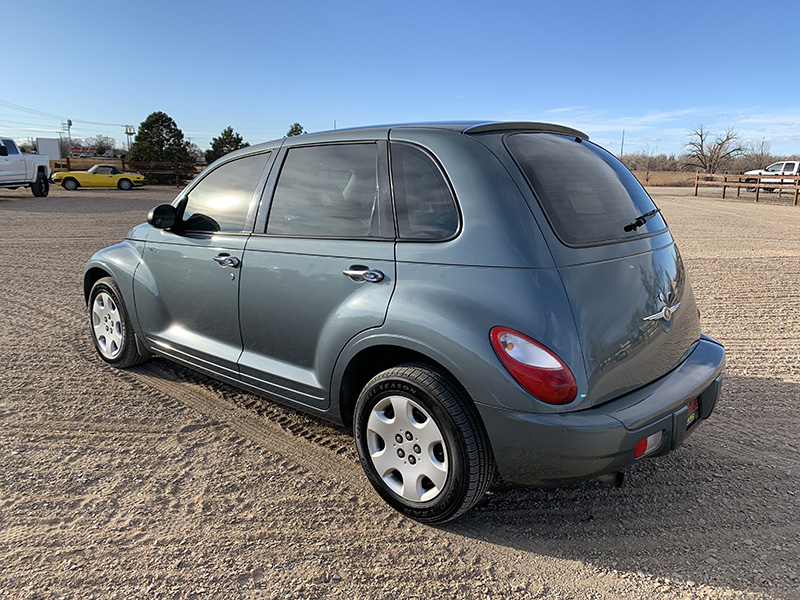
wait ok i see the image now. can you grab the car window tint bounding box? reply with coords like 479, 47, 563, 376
506, 133, 667, 246
784, 162, 796, 171
267, 144, 387, 238
390, 142, 458, 240
2, 140, 19, 154
181, 153, 269, 233
97, 166, 112, 175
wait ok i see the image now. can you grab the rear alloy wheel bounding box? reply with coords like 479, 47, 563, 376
88, 277, 149, 368
62, 178, 78, 191
354, 364, 494, 523
31, 173, 49, 197
118, 178, 133, 190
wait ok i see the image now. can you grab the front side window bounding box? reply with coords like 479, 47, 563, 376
390, 143, 458, 240
1, 140, 18, 154
96, 166, 113, 175
267, 144, 389, 238
180, 152, 270, 233
765, 163, 784, 173
506, 133, 667, 246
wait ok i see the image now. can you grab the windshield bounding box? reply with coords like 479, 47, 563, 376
505, 133, 667, 246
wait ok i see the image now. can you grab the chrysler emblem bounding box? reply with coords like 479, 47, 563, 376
643, 293, 681, 322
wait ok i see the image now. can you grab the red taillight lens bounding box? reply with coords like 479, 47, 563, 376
490, 327, 578, 405
634, 431, 663, 458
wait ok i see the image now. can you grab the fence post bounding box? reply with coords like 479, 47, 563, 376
794, 175, 799, 206
755, 176, 760, 203
722, 173, 727, 199
694, 172, 699, 196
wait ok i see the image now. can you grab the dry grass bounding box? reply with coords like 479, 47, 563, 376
631, 170, 696, 187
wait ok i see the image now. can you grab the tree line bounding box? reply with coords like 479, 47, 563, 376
125, 112, 305, 183
621, 125, 798, 176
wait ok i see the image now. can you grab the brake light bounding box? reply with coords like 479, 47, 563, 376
490, 327, 577, 405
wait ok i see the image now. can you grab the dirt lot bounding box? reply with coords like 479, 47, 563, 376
1, 185, 798, 600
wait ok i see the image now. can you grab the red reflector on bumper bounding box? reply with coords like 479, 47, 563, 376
634, 431, 663, 458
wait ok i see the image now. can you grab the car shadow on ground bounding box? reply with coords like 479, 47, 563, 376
443, 375, 799, 595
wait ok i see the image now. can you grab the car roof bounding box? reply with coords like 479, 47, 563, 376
225, 121, 589, 162
310, 121, 588, 138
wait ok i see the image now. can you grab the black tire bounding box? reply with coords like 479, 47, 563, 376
354, 363, 494, 523
88, 277, 149, 368
62, 178, 79, 191
31, 173, 49, 197
744, 178, 757, 193
118, 178, 133, 190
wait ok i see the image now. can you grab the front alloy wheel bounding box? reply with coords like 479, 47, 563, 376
91, 291, 123, 359
88, 277, 149, 368
354, 364, 494, 523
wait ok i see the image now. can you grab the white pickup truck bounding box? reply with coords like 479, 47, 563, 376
0, 137, 51, 197
742, 160, 799, 191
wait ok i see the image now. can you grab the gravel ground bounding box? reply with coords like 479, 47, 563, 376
0, 184, 798, 600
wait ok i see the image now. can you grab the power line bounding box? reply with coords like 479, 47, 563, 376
0, 100, 125, 129
0, 100, 65, 120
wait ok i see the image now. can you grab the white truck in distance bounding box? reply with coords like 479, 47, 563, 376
742, 160, 799, 191
0, 137, 51, 197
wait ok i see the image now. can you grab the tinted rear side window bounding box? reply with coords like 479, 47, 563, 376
267, 143, 391, 238
506, 133, 667, 246
390, 142, 458, 240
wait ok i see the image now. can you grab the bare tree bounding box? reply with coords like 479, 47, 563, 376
683, 125, 745, 173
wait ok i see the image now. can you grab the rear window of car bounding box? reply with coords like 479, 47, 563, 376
505, 133, 667, 246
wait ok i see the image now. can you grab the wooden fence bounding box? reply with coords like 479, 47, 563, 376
694, 172, 800, 205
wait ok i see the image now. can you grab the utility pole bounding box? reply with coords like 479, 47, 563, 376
124, 125, 135, 152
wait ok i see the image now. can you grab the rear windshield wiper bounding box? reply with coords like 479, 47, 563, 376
624, 208, 660, 232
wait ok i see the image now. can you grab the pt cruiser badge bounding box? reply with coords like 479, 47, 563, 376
643, 293, 681, 322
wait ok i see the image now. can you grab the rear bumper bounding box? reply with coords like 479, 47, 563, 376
478, 335, 725, 486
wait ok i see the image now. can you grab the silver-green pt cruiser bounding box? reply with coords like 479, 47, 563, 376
84, 122, 725, 523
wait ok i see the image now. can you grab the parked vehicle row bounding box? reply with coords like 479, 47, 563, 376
83, 121, 725, 522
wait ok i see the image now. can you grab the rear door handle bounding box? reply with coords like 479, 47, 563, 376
213, 254, 241, 268
343, 266, 384, 282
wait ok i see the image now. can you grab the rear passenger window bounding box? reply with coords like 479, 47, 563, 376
267, 144, 390, 238
391, 143, 458, 240
181, 152, 270, 233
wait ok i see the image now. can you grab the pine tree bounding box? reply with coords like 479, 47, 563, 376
286, 123, 305, 137
205, 126, 250, 164
129, 112, 194, 183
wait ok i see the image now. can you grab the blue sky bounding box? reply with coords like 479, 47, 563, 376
3, 0, 798, 156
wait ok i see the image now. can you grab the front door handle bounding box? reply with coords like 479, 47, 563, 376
343, 266, 384, 282
213, 254, 241, 268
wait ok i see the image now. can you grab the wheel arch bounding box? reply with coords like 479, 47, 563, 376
84, 266, 112, 302
334, 338, 475, 430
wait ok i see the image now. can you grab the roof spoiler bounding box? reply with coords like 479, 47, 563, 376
464, 122, 589, 140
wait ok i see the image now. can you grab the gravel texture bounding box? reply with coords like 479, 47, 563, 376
0, 185, 798, 599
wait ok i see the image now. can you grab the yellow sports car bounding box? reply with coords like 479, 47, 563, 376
51, 164, 148, 190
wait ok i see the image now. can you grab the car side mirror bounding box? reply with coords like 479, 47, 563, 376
0, 146, 8, 157
147, 204, 177, 229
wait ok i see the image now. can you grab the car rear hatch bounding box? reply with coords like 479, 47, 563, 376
502, 131, 701, 408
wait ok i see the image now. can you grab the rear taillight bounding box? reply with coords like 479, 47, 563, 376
490, 327, 578, 405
